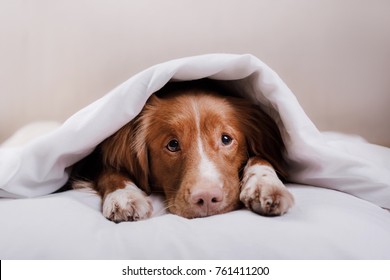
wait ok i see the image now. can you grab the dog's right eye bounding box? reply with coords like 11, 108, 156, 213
166, 139, 181, 152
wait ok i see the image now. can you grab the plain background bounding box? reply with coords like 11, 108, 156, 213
1, 0, 389, 146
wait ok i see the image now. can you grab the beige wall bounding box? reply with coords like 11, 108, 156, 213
1, 0, 389, 146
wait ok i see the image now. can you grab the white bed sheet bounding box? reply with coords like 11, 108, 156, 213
1, 184, 389, 259
0, 54, 389, 259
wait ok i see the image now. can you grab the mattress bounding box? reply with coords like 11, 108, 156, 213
0, 180, 389, 259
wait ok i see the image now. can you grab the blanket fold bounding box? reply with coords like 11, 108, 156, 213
1, 54, 389, 209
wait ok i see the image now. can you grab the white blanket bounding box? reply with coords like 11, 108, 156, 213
1, 54, 390, 260
1, 54, 389, 210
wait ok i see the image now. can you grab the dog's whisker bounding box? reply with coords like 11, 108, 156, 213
153, 202, 176, 217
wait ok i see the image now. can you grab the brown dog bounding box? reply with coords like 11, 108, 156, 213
71, 80, 294, 222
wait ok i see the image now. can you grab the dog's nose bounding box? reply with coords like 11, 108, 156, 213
190, 187, 223, 215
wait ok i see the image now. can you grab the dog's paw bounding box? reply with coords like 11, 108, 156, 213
102, 183, 153, 223
240, 163, 294, 216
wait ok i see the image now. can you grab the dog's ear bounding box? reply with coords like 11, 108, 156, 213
236, 101, 288, 180
100, 116, 151, 194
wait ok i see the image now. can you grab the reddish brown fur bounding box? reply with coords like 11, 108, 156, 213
143, 93, 250, 217
71, 80, 289, 220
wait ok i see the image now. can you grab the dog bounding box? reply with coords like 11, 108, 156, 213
71, 80, 294, 222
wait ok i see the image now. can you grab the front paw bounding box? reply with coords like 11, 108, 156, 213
240, 167, 294, 216
102, 183, 153, 223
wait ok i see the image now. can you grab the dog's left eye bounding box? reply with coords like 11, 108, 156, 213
221, 134, 233, 145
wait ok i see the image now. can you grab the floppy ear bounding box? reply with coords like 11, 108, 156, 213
236, 101, 288, 180
100, 115, 151, 194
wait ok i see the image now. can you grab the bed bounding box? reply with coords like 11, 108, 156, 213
1, 54, 389, 259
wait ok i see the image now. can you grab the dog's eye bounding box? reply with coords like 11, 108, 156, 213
166, 139, 181, 152
221, 134, 233, 145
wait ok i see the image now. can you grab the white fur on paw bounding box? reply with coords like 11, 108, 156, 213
240, 164, 294, 216
102, 183, 153, 223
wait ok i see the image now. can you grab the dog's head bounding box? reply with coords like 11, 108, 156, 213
101, 81, 286, 218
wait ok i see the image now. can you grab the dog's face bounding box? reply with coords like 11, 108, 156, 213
142, 92, 249, 218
